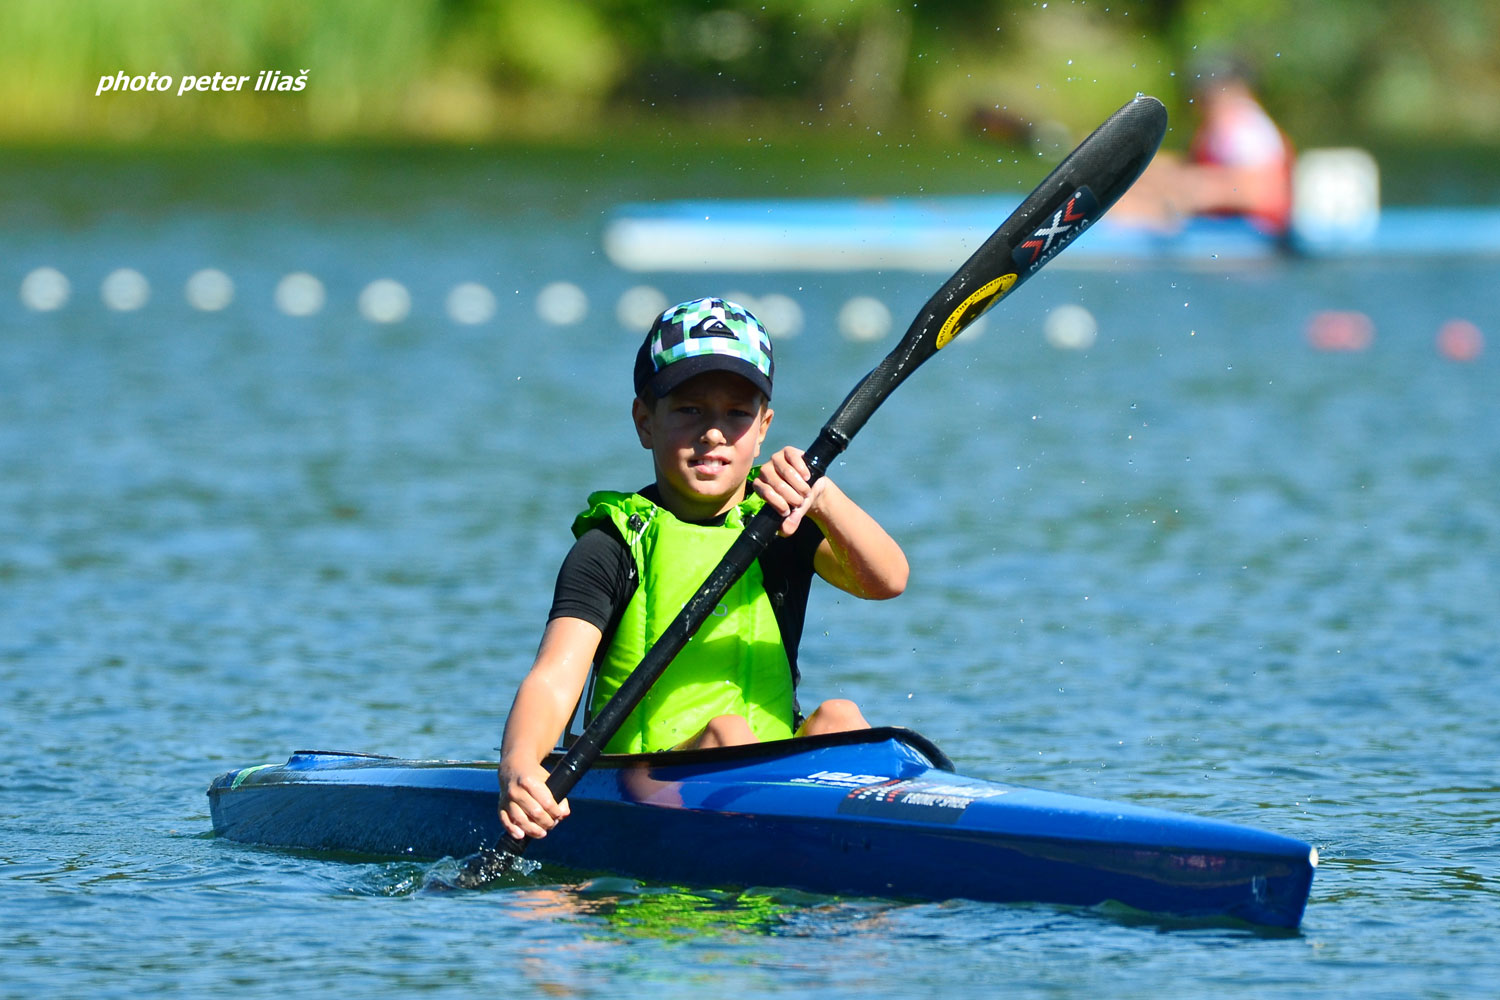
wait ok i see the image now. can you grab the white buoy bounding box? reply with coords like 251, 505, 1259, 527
1044, 303, 1098, 350
725, 290, 758, 312
837, 296, 891, 342
19, 267, 70, 311
615, 285, 669, 330
754, 293, 804, 340
184, 269, 235, 311
536, 281, 588, 326
275, 272, 326, 317
446, 282, 497, 325
952, 314, 989, 343
359, 279, 411, 324
101, 268, 150, 311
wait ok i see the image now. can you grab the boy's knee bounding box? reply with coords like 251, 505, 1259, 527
805, 699, 869, 735
696, 714, 756, 749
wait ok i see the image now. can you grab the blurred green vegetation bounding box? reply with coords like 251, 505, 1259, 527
6, 0, 1499, 157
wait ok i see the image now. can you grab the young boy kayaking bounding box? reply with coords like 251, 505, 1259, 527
497, 297, 909, 842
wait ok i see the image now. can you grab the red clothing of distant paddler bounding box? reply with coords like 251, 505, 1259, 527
1187, 73, 1293, 234
1113, 63, 1293, 236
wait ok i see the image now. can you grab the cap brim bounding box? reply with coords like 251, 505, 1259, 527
646, 353, 773, 401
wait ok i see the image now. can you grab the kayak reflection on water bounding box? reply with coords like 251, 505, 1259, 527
500, 880, 803, 942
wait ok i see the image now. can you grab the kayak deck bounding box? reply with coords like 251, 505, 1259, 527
208, 727, 1315, 928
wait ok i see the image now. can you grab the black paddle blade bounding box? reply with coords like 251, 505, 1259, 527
822, 94, 1167, 445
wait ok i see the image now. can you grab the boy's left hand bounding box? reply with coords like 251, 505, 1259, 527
753, 446, 828, 536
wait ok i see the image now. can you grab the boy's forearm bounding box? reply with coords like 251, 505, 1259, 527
500, 671, 578, 766
808, 480, 909, 600
501, 617, 602, 767
498, 680, 564, 767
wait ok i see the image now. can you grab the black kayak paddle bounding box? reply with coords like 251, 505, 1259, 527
457, 93, 1168, 887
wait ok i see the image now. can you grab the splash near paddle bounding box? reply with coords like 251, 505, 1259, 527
457, 94, 1169, 888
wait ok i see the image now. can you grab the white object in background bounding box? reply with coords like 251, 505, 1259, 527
536, 281, 588, 325
359, 279, 412, 324
185, 269, 235, 311
615, 285, 669, 331
446, 282, 497, 325
1044, 304, 1098, 351
1293, 148, 1380, 248
275, 273, 326, 317
754, 293, 804, 340
101, 268, 150, 311
838, 296, 891, 342
20, 267, 70, 311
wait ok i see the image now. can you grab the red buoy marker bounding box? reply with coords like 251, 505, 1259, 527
1306, 310, 1374, 352
1436, 319, 1484, 362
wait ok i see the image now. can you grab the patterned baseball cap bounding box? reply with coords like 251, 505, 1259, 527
634, 297, 775, 400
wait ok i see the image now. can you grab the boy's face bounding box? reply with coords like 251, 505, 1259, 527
632, 370, 772, 519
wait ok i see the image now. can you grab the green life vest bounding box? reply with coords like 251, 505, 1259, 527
574, 490, 796, 754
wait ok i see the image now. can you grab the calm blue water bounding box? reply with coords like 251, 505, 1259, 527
3, 155, 1498, 999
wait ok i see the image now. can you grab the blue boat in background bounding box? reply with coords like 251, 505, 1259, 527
208, 728, 1317, 929
603, 149, 1500, 271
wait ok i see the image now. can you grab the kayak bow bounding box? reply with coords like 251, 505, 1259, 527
208, 727, 1315, 929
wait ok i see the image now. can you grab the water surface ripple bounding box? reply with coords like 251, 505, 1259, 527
3, 172, 1498, 999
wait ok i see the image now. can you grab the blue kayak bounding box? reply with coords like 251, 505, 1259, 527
207, 727, 1316, 928
602, 195, 1500, 272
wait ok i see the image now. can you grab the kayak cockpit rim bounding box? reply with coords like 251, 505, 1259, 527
542, 725, 956, 773
276, 726, 955, 774
287, 748, 402, 760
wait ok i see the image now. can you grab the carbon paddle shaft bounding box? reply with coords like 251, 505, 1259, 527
475, 95, 1167, 878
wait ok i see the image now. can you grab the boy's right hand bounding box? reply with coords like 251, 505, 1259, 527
498, 756, 570, 841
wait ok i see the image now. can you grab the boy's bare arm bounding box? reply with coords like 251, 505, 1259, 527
497, 616, 601, 840
806, 478, 909, 600
754, 446, 909, 601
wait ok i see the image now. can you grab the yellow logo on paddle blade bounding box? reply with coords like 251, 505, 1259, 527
936, 273, 1017, 348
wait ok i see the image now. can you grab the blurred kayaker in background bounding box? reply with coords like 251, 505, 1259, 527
495, 297, 909, 842
1116, 55, 1294, 236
